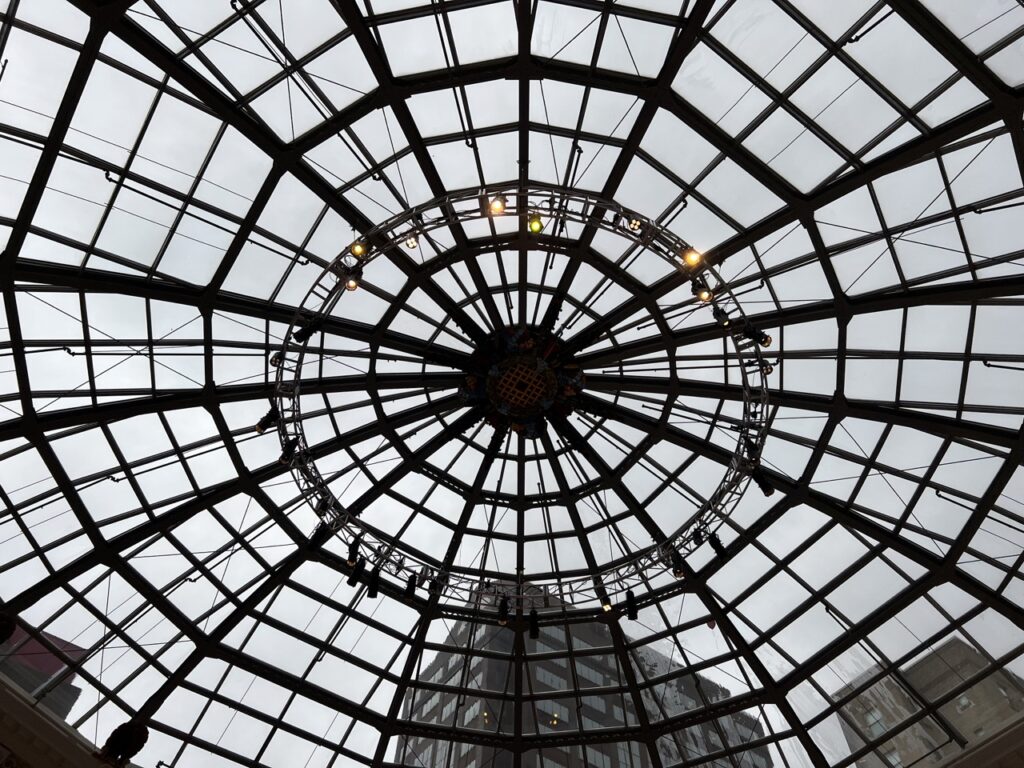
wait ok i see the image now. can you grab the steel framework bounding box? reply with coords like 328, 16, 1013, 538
0, 1, 1020, 768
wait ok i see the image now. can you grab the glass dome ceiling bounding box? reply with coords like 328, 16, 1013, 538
1, 1, 1023, 767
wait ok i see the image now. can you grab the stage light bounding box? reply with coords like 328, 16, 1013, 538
627, 216, 643, 232
279, 437, 299, 464
761, 361, 775, 376
497, 595, 510, 626
350, 241, 367, 257
405, 572, 417, 597
528, 213, 544, 234
671, 550, 685, 579
347, 556, 365, 586
712, 306, 731, 328
625, 590, 638, 621
344, 266, 363, 292
692, 279, 713, 303
292, 318, 324, 344
682, 248, 702, 267
692, 527, 705, 546
743, 324, 771, 348
529, 608, 540, 639
255, 404, 280, 434
708, 533, 726, 558
367, 566, 380, 598
347, 535, 362, 567
269, 352, 283, 368
489, 194, 507, 215
752, 467, 775, 496
405, 234, 419, 250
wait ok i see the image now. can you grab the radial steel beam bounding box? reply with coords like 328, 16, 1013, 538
68, 0, 490, 348
585, 373, 1022, 449
579, 393, 1024, 629
679, 563, 830, 768
12, 260, 472, 368
2, 393, 468, 613
0, 371, 465, 442
575, 273, 1024, 368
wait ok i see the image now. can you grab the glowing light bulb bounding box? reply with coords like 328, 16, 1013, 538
350, 241, 366, 258
682, 248, 702, 267
489, 194, 507, 215
405, 235, 419, 250
528, 213, 544, 234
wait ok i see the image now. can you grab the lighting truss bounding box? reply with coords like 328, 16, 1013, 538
271, 185, 773, 607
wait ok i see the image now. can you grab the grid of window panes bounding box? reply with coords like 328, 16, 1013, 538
0, 1, 1023, 768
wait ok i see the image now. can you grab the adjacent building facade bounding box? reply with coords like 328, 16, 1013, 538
837, 637, 1024, 767
395, 586, 771, 768
0, 625, 85, 722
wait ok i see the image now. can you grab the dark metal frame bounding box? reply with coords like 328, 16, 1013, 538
0, 1, 1021, 768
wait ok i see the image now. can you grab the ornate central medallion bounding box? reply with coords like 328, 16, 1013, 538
461, 326, 584, 438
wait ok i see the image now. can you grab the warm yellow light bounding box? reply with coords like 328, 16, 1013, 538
528, 213, 544, 233
697, 287, 713, 303
345, 278, 359, 292
627, 217, 643, 232
602, 602, 613, 613
489, 194, 507, 215
350, 242, 366, 257
683, 248, 702, 267
405, 235, 419, 250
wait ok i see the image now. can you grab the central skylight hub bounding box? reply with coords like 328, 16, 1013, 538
461, 326, 584, 438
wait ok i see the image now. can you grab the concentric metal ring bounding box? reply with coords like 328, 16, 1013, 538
272, 185, 774, 609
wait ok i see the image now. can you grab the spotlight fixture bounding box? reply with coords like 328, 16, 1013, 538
292, 317, 324, 344
527, 212, 544, 234
625, 590, 638, 621
712, 306, 731, 328
691, 278, 714, 303
347, 556, 365, 587
269, 352, 283, 368
761, 361, 775, 376
344, 266, 363, 292
682, 248, 702, 268
279, 437, 299, 464
627, 216, 643, 233
314, 495, 335, 517
404, 572, 417, 598
691, 527, 705, 546
489, 194, 508, 215
751, 467, 775, 497
596, 586, 612, 613
350, 241, 367, 258
255, 403, 280, 434
743, 323, 772, 348
404, 234, 419, 250
708, 533, 726, 558
347, 535, 362, 567
671, 549, 685, 579
528, 608, 540, 640
497, 594, 510, 626
367, 566, 380, 598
